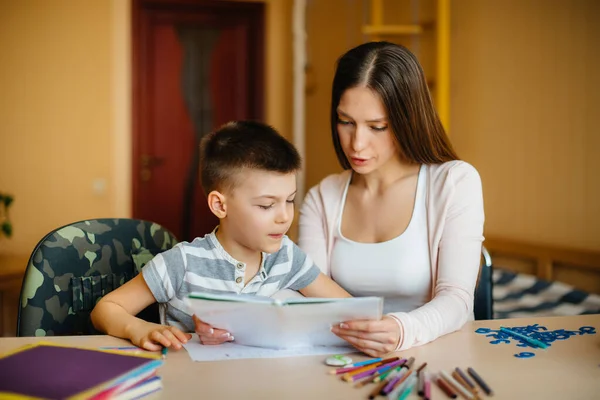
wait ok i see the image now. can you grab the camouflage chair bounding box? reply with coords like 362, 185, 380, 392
17, 219, 178, 337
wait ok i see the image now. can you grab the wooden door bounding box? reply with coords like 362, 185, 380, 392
132, 0, 264, 242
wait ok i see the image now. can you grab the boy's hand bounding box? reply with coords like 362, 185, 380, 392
193, 315, 234, 345
129, 322, 192, 351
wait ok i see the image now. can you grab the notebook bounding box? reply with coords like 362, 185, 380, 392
92, 374, 163, 400
113, 375, 163, 400
0, 342, 163, 400
186, 292, 383, 349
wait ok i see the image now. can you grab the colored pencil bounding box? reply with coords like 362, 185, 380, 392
500, 327, 548, 349
161, 347, 168, 359
388, 372, 414, 399
348, 359, 405, 382
382, 369, 407, 395
340, 362, 384, 381
455, 367, 477, 390
418, 368, 426, 396
373, 364, 404, 383
403, 356, 415, 369
328, 358, 380, 375
424, 372, 432, 400
440, 370, 474, 399
453, 371, 481, 400
398, 375, 418, 400
385, 369, 413, 396
354, 368, 387, 388
343, 357, 382, 368
330, 356, 398, 375
98, 346, 140, 350
436, 376, 458, 399
368, 379, 389, 400
467, 367, 494, 396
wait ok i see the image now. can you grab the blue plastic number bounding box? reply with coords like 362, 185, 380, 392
514, 352, 535, 358
579, 326, 596, 335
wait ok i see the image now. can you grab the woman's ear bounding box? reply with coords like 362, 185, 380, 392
207, 190, 227, 218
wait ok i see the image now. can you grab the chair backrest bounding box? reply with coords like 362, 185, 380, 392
17, 218, 178, 337
474, 246, 494, 320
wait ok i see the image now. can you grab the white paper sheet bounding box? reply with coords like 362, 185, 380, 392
182, 334, 354, 362
185, 295, 383, 349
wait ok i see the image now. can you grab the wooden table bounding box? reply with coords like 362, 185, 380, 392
0, 255, 28, 336
1, 315, 599, 399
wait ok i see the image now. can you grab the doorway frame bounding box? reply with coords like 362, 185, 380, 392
130, 0, 265, 220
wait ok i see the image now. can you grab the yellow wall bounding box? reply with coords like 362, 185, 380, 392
229, 0, 294, 137
3, 0, 597, 255
304, 0, 362, 190
450, 0, 600, 251
0, 0, 114, 255
304, 0, 600, 252
262, 0, 293, 141
0, 0, 292, 255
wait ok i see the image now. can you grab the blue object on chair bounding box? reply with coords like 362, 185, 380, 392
17, 219, 177, 336
474, 246, 494, 320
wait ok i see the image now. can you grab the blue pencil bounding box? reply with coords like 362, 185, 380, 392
98, 346, 140, 350
500, 327, 548, 349
344, 358, 383, 368
344, 357, 382, 368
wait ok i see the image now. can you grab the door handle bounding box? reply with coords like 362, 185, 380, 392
140, 155, 165, 168
140, 155, 165, 182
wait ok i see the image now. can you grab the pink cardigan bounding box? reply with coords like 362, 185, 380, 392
298, 160, 485, 350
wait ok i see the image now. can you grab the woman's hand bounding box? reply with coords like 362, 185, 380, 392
193, 315, 234, 345
128, 322, 192, 351
330, 316, 400, 357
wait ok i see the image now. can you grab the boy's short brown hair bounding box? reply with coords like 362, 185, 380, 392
199, 121, 301, 194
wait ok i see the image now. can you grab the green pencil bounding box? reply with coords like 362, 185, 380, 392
375, 365, 401, 383
161, 347, 169, 359
500, 327, 548, 349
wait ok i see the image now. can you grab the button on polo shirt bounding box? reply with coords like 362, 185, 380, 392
235, 262, 245, 287
233, 260, 269, 291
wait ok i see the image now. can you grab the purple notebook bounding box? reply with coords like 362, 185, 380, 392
0, 343, 163, 399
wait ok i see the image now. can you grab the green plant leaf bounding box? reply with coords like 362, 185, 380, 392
3, 195, 13, 208
1, 221, 12, 237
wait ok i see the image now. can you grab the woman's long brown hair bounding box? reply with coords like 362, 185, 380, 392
330, 41, 458, 169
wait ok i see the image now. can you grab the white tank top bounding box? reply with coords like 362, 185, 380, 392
330, 165, 431, 314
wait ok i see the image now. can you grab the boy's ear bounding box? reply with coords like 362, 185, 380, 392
207, 190, 227, 218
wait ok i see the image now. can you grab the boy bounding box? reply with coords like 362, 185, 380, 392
91, 121, 350, 351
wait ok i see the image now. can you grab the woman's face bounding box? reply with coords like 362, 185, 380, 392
336, 86, 399, 175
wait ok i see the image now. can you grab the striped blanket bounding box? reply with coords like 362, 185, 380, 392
493, 268, 600, 319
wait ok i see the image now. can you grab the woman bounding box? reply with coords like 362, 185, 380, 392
298, 41, 485, 357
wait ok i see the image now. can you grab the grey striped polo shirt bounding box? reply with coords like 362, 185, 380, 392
142, 231, 321, 332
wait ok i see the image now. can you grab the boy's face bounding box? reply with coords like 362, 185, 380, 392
222, 170, 296, 254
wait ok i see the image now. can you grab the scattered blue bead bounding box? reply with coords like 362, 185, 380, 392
579, 326, 596, 335
514, 352, 535, 358
475, 324, 596, 354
